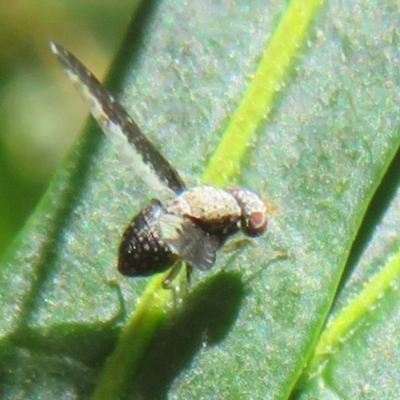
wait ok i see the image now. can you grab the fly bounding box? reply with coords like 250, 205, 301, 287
51, 42, 268, 286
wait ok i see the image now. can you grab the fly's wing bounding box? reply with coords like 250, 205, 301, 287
50, 42, 186, 195
158, 214, 220, 271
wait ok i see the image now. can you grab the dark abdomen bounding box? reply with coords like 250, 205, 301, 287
118, 200, 176, 276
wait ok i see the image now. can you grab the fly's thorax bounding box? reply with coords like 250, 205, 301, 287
227, 187, 268, 237
165, 186, 242, 225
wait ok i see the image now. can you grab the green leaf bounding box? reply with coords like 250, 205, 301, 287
1, 1, 400, 399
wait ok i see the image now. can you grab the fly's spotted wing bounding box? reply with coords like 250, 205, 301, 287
50, 41, 186, 195
158, 213, 221, 271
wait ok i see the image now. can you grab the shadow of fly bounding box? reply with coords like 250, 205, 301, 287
51, 42, 268, 287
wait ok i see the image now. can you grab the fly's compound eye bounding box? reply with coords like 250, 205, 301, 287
228, 187, 268, 237
243, 210, 267, 237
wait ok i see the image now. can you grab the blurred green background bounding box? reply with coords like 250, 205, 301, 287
0, 0, 136, 258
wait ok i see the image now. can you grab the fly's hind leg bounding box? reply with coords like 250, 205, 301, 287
162, 261, 183, 289
162, 261, 191, 308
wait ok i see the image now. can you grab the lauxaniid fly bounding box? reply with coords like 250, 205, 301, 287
51, 42, 268, 287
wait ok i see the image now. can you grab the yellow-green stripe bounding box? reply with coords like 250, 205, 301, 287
203, 0, 322, 186
305, 251, 400, 378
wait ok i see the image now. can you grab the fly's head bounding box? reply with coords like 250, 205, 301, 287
228, 188, 268, 238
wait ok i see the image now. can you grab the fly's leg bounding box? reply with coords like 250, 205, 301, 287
162, 261, 183, 289
220, 237, 254, 253
105, 279, 127, 322
186, 264, 193, 286
162, 262, 191, 308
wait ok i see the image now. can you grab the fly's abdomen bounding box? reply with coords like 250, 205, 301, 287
118, 200, 176, 276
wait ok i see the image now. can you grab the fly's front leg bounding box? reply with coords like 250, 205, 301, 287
220, 237, 255, 253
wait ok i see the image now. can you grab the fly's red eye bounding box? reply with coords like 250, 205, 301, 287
243, 211, 268, 237
227, 187, 268, 238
